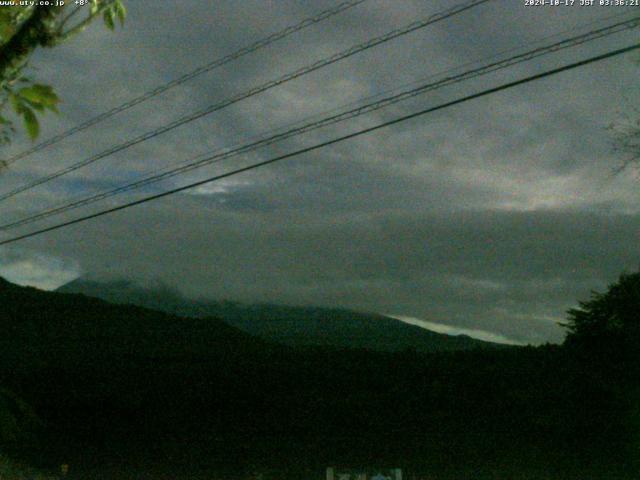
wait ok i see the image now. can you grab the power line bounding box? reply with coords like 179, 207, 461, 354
2, 15, 637, 232
0, 0, 491, 203
1, 0, 369, 166
1, 42, 637, 247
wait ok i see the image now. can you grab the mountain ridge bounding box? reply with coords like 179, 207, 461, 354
56, 276, 501, 353
0, 276, 628, 479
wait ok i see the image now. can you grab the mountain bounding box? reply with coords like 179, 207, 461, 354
1, 276, 266, 366
56, 277, 498, 352
0, 276, 630, 479
0, 275, 279, 471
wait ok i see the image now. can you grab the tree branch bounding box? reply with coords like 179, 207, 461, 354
0, 6, 58, 87
56, 0, 117, 43
56, 5, 83, 35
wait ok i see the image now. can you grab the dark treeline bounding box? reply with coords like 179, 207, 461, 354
0, 275, 637, 480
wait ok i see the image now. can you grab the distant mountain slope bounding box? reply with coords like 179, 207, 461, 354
0, 277, 628, 479
56, 277, 499, 352
0, 276, 266, 367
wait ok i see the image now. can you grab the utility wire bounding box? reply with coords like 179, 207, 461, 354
133, 9, 636, 181
0, 0, 491, 203
1, 42, 637, 247
2, 15, 637, 231
1, 0, 369, 166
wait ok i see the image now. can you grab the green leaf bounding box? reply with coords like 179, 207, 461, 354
17, 84, 60, 112
103, 9, 115, 31
115, 1, 127, 25
17, 87, 41, 104
47, 102, 59, 114
22, 99, 45, 112
8, 92, 21, 113
21, 107, 39, 140
0, 23, 14, 46
27, 84, 58, 103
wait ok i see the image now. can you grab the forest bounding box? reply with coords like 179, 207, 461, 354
0, 271, 637, 480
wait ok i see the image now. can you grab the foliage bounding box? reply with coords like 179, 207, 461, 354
0, 455, 56, 480
563, 269, 640, 347
562, 269, 640, 474
0, 276, 636, 479
0, 1, 125, 146
608, 56, 640, 175
608, 106, 640, 176
0, 388, 45, 479
0, 386, 40, 446
4, 82, 59, 142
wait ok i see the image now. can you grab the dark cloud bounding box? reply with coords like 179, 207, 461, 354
1, 0, 638, 344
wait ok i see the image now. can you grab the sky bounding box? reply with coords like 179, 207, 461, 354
0, 0, 638, 345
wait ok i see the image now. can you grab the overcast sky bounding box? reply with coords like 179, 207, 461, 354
0, 0, 638, 344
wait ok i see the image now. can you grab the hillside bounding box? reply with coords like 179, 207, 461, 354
56, 277, 497, 352
0, 277, 633, 480
1, 276, 267, 366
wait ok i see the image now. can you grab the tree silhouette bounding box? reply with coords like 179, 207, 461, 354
563, 269, 640, 349
563, 269, 640, 472
607, 56, 639, 176
609, 106, 640, 176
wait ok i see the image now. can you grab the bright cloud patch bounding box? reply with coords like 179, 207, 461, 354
191, 178, 254, 196
0, 249, 80, 291
389, 314, 526, 346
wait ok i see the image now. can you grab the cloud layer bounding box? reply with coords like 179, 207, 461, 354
1, 0, 638, 344
390, 315, 525, 345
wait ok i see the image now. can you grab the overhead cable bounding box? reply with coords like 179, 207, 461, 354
2, 15, 637, 231
1, 0, 370, 166
1, 42, 637, 246
0, 0, 492, 203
